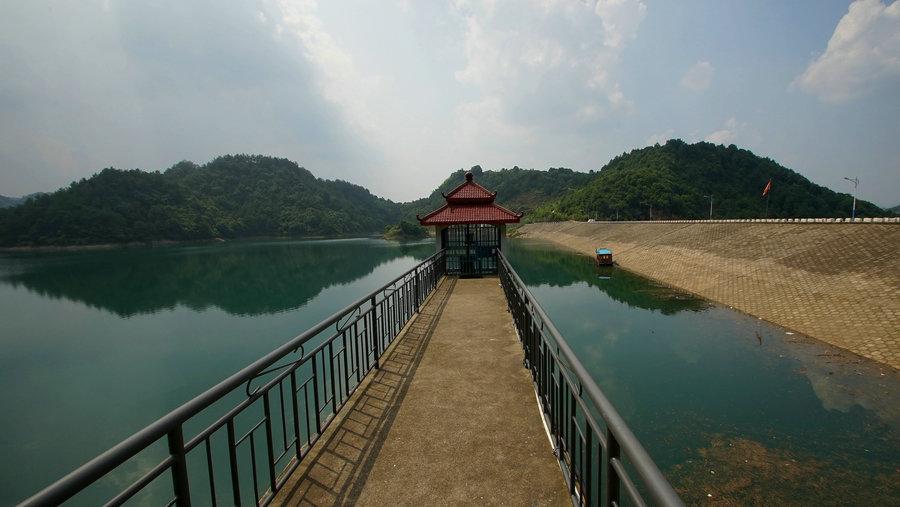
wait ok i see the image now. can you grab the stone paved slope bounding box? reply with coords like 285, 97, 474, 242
519, 222, 900, 369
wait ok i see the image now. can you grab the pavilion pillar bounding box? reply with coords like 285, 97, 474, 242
498, 224, 506, 251
434, 226, 446, 252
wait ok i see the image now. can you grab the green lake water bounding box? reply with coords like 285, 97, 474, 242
0, 238, 434, 505
504, 239, 900, 505
1, 238, 897, 505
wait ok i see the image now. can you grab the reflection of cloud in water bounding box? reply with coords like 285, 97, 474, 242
602, 329, 619, 345
666, 325, 703, 365
784, 336, 900, 429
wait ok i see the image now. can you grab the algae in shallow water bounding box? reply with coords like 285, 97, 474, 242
670, 435, 899, 505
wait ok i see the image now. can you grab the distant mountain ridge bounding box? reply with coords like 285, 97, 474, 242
0, 143, 891, 247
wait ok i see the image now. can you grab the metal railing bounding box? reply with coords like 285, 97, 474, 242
498, 250, 682, 507
21, 250, 446, 506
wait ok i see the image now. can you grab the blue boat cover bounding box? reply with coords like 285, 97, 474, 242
596, 248, 612, 255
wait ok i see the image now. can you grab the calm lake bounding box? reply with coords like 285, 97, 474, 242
0, 238, 434, 505
1, 238, 897, 504
505, 239, 900, 505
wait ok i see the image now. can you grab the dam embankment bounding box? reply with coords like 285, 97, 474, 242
518, 221, 900, 370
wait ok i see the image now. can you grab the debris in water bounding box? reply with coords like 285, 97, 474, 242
671, 435, 899, 505
785, 331, 794, 335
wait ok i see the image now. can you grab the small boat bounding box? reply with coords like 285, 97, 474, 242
595, 248, 613, 266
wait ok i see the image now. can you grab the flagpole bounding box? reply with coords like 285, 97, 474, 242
765, 194, 769, 218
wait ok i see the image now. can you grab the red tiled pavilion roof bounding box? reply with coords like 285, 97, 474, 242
417, 203, 521, 225
443, 174, 495, 203
418, 172, 522, 226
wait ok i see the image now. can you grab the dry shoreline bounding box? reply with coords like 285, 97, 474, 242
519, 221, 900, 370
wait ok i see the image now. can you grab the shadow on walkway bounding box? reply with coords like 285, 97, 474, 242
273, 277, 456, 506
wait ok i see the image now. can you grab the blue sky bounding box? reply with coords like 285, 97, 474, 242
1, 0, 898, 206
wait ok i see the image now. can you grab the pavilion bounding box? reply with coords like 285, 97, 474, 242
417, 172, 522, 276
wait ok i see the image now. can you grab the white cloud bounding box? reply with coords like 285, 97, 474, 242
594, 0, 648, 48
262, 0, 455, 197
793, 0, 900, 103
680, 60, 714, 92
455, 96, 536, 156
266, 1, 382, 138
607, 82, 632, 110
0, 1, 377, 195
451, 0, 646, 155
705, 117, 740, 144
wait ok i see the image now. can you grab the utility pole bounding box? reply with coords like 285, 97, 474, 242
641, 202, 652, 221
843, 177, 859, 221
703, 195, 713, 219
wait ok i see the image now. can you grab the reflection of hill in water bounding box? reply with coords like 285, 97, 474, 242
505, 242, 709, 315
1, 240, 433, 317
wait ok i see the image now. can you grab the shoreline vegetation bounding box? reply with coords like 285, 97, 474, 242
0, 142, 892, 248
0, 234, 386, 253
383, 220, 429, 241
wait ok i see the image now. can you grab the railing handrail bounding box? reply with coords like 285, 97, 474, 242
497, 250, 682, 507
21, 249, 446, 506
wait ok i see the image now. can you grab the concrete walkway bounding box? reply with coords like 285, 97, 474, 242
271, 277, 568, 506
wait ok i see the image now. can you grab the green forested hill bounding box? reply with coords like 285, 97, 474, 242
0, 144, 890, 247
0, 155, 401, 246
404, 165, 595, 219
530, 140, 886, 221
163, 156, 400, 237
0, 169, 224, 246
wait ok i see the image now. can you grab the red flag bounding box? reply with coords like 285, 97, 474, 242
762, 179, 772, 197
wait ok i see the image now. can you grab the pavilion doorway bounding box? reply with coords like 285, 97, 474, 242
442, 224, 500, 276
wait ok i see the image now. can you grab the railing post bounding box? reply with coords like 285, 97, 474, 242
414, 267, 420, 313
226, 420, 241, 506
605, 428, 620, 507
262, 392, 278, 496
167, 425, 192, 507
585, 429, 593, 505
371, 295, 380, 369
